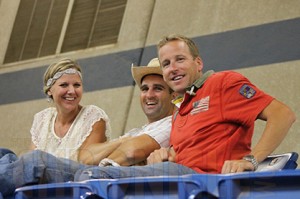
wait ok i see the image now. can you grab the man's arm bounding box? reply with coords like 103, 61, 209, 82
103, 116, 172, 166
106, 134, 161, 166
78, 138, 126, 165
222, 99, 296, 173
80, 116, 171, 166
78, 134, 161, 166
250, 99, 296, 162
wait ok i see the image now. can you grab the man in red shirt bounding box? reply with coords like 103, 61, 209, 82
147, 34, 295, 173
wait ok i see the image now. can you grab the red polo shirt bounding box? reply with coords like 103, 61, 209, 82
170, 71, 274, 173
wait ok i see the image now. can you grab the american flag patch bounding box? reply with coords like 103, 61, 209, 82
191, 96, 210, 115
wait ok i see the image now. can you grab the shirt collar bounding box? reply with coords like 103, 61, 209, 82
172, 70, 214, 108
185, 70, 215, 95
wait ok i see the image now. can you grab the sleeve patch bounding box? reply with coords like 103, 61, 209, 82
239, 84, 256, 99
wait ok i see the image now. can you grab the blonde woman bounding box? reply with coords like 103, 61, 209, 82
30, 58, 111, 161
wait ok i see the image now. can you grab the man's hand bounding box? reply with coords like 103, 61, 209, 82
221, 159, 255, 174
147, 147, 176, 164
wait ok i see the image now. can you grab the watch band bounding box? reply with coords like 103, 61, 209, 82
243, 155, 258, 171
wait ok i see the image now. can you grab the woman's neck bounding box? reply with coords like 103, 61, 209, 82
56, 105, 82, 125
54, 105, 82, 138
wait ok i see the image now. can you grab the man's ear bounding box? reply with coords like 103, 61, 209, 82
195, 57, 203, 72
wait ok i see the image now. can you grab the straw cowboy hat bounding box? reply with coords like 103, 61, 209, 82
131, 58, 162, 88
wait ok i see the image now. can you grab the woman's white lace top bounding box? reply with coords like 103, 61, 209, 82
30, 105, 111, 161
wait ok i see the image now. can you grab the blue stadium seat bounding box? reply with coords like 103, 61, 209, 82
14, 152, 299, 199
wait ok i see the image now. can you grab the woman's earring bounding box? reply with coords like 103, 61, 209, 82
47, 96, 52, 103
46, 91, 52, 102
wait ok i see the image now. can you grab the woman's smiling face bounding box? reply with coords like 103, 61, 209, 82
48, 72, 83, 112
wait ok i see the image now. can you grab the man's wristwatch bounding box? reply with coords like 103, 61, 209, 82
243, 154, 258, 171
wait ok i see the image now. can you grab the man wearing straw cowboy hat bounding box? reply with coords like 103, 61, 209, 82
79, 57, 176, 166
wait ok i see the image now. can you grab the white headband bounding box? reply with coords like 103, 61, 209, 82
46, 68, 82, 87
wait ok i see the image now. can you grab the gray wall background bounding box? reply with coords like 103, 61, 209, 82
0, 1, 299, 167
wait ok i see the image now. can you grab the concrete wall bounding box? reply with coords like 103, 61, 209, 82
0, 0, 299, 168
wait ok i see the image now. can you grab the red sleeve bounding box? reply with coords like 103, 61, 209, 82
221, 72, 274, 127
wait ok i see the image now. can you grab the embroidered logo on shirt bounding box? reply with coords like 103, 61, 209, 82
239, 84, 256, 99
191, 96, 210, 115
